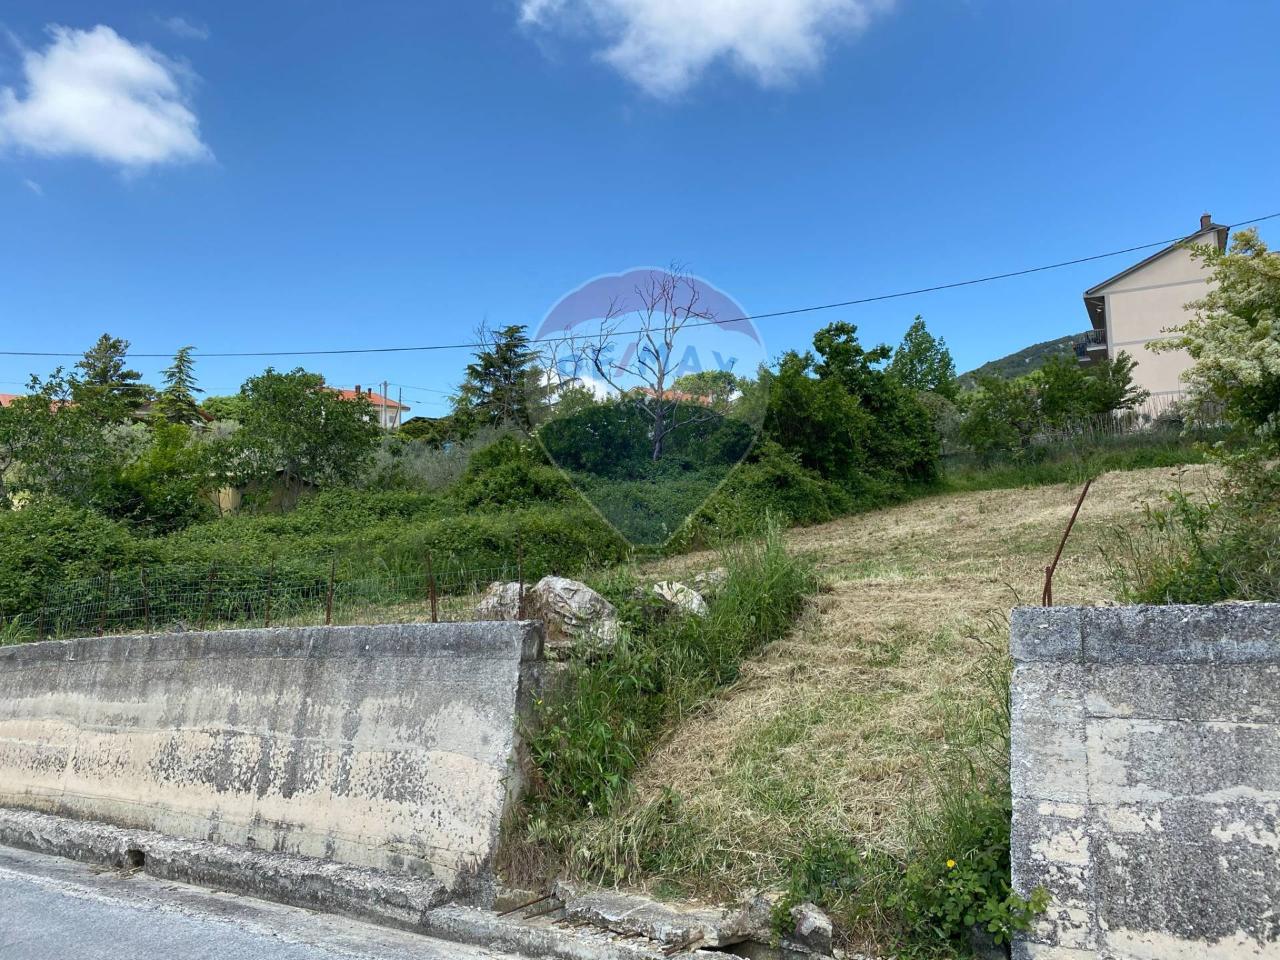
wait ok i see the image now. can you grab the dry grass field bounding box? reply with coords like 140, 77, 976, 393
582, 464, 1214, 922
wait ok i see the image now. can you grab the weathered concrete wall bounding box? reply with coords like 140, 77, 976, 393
0, 622, 545, 896
1010, 604, 1280, 960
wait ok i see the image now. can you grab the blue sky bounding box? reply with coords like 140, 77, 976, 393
1, 1, 1277, 417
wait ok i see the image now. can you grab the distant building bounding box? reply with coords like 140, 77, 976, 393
334, 385, 410, 429
1078, 213, 1228, 415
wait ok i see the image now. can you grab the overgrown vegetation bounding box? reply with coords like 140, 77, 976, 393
1109, 228, 1280, 604
508, 523, 817, 880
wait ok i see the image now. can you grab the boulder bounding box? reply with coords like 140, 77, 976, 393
789, 902, 834, 956
531, 576, 620, 649
474, 581, 524, 621
652, 580, 709, 617
473, 576, 619, 653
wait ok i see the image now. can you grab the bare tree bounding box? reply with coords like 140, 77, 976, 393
567, 265, 723, 461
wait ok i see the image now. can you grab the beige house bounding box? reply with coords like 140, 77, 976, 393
1077, 213, 1228, 415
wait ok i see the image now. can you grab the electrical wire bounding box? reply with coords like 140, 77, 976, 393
1, 211, 1275, 361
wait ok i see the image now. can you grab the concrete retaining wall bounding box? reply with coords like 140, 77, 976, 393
0, 622, 545, 896
1010, 604, 1280, 960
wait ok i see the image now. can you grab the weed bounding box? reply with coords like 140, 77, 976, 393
513, 522, 817, 883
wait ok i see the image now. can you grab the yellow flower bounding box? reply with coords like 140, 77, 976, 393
946, 859, 957, 869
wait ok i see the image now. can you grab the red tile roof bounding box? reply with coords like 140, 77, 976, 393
332, 388, 410, 410
0, 394, 21, 408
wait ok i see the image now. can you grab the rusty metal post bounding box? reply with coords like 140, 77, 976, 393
264, 556, 276, 628
1042, 477, 1094, 606
325, 557, 336, 626
516, 533, 526, 619
141, 567, 152, 632
199, 565, 216, 630
37, 589, 48, 641
96, 569, 112, 638
426, 552, 438, 623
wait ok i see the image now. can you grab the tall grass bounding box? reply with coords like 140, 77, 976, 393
1108, 451, 1280, 603
509, 522, 817, 883
941, 426, 1216, 493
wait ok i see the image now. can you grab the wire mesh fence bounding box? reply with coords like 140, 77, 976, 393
1, 554, 547, 644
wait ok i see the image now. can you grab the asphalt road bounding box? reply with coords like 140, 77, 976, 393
0, 844, 518, 960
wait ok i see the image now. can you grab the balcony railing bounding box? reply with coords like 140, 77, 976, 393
1074, 328, 1107, 360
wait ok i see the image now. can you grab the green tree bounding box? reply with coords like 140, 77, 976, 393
399, 414, 468, 446
810, 322, 939, 481
214, 368, 381, 505
96, 422, 212, 531
74, 333, 151, 422
0, 369, 124, 506
154, 346, 205, 424
888, 315, 958, 399
1152, 228, 1280, 445
762, 351, 874, 481
454, 324, 545, 430
672, 369, 744, 408
200, 394, 249, 423
1084, 351, 1148, 415
958, 375, 1041, 460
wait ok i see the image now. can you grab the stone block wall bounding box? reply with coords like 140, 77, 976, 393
0, 622, 545, 896
1010, 604, 1280, 960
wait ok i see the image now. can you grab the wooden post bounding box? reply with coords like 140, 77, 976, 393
264, 556, 276, 628
96, 569, 112, 638
426, 552, 438, 623
325, 557, 336, 626
141, 568, 152, 633
199, 565, 216, 630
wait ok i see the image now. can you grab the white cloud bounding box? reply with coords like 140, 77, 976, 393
0, 24, 211, 168
22, 177, 42, 195
519, 0, 897, 97
159, 16, 211, 41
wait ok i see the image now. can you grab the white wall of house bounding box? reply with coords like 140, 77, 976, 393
1090, 232, 1218, 403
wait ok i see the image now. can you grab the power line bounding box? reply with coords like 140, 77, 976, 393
2, 210, 1276, 362
389, 382, 454, 396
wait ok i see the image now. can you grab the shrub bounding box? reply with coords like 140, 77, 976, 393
959, 354, 1148, 463
0, 501, 150, 619
451, 434, 574, 508
887, 790, 1048, 955
95, 422, 214, 532
1109, 452, 1280, 603
696, 442, 851, 534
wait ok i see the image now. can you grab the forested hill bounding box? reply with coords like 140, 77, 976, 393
957, 333, 1083, 390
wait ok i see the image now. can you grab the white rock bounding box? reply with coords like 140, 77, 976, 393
692, 567, 730, 595
474, 577, 620, 651
652, 581, 709, 617
473, 581, 524, 620
531, 576, 620, 649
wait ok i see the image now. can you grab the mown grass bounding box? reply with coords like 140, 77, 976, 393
594, 464, 1215, 955
503, 523, 818, 885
